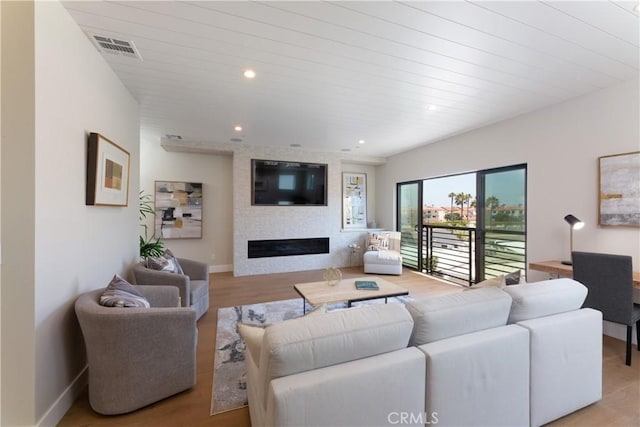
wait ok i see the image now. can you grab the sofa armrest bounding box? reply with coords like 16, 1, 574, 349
132, 263, 191, 307
135, 285, 180, 307
266, 348, 425, 427
517, 308, 602, 426
178, 258, 209, 281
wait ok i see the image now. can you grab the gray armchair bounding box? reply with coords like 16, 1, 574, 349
75, 285, 197, 415
572, 251, 640, 365
132, 257, 209, 320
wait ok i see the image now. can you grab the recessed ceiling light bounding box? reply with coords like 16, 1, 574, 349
341, 148, 351, 152
634, 2, 640, 12
427, 105, 437, 111
358, 139, 366, 145
243, 69, 256, 79
234, 125, 243, 132
290, 143, 301, 148
230, 137, 243, 143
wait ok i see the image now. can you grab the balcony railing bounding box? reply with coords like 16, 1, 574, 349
422, 225, 475, 286
400, 224, 526, 286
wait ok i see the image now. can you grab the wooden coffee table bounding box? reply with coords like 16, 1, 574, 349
294, 276, 409, 313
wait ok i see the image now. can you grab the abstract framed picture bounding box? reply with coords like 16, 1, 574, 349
86, 133, 130, 206
154, 181, 203, 239
342, 172, 367, 229
598, 151, 640, 227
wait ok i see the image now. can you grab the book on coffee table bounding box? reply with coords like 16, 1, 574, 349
355, 280, 379, 290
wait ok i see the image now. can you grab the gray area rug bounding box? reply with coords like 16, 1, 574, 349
210, 296, 410, 416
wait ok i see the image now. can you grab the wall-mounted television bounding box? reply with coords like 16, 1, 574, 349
252, 159, 327, 206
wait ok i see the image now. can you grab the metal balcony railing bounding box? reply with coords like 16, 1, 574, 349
400, 225, 526, 287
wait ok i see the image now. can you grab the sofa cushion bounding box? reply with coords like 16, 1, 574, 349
99, 274, 150, 308
405, 287, 512, 345
258, 303, 413, 403
363, 250, 402, 266
503, 278, 588, 323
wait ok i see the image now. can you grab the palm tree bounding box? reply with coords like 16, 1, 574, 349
463, 193, 472, 219
448, 192, 456, 215
455, 192, 466, 219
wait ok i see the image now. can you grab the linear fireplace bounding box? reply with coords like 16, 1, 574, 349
248, 237, 330, 259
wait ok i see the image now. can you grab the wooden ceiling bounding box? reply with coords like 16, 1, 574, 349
63, 1, 640, 158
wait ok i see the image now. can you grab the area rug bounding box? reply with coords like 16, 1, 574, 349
210, 296, 410, 416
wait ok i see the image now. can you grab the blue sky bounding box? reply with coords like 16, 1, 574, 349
422, 169, 525, 208
423, 173, 476, 207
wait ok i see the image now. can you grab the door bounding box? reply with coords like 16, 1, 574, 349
476, 165, 527, 282
397, 181, 421, 269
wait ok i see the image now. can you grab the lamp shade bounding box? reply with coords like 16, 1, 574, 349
564, 214, 584, 230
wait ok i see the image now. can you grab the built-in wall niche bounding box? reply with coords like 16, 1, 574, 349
251, 159, 328, 206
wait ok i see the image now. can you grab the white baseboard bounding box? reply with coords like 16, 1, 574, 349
209, 264, 233, 273
37, 366, 87, 427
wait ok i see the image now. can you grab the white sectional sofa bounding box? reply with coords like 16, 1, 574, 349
239, 279, 602, 427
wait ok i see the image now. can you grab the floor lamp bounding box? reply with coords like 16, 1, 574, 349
561, 214, 584, 265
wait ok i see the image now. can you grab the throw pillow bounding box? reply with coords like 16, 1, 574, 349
237, 323, 265, 366
100, 274, 150, 308
163, 248, 184, 274
367, 232, 390, 251
146, 249, 184, 274
504, 270, 522, 286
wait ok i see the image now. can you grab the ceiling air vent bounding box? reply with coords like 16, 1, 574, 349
88, 33, 143, 60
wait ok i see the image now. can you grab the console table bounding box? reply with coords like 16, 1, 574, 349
529, 260, 640, 289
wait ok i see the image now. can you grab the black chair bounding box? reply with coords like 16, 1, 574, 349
572, 251, 640, 366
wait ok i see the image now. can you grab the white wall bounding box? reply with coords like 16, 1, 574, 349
140, 129, 234, 270
377, 77, 640, 342
1, 2, 140, 425
231, 145, 378, 276
146, 139, 380, 276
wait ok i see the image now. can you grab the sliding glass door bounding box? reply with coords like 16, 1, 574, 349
397, 181, 421, 269
396, 164, 527, 285
476, 165, 527, 282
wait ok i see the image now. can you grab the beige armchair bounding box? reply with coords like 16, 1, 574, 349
132, 257, 209, 320
74, 285, 197, 415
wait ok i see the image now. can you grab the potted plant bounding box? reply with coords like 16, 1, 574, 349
139, 190, 164, 258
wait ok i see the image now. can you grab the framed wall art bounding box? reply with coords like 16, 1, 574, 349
342, 172, 367, 229
86, 132, 130, 206
154, 181, 203, 239
598, 151, 640, 227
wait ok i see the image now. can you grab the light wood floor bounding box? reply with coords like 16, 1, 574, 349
58, 267, 640, 426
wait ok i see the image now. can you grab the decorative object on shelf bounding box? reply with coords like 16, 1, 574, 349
86, 132, 130, 206
139, 190, 164, 258
342, 172, 367, 229
154, 181, 203, 239
323, 267, 342, 287
561, 214, 584, 265
598, 151, 640, 227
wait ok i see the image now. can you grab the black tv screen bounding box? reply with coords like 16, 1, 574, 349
252, 159, 327, 206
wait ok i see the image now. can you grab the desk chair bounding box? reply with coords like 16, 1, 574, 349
572, 251, 640, 366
